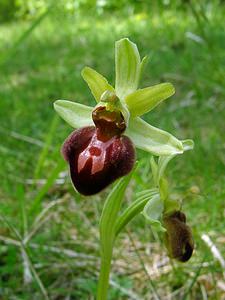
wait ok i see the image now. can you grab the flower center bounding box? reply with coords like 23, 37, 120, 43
92, 106, 126, 140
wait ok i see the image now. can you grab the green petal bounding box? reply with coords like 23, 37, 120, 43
126, 117, 183, 156
54, 100, 93, 128
139, 55, 148, 82
115, 38, 141, 100
81, 67, 114, 103
125, 83, 175, 117
142, 193, 166, 232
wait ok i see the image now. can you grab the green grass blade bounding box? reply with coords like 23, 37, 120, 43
29, 159, 65, 215
34, 116, 59, 179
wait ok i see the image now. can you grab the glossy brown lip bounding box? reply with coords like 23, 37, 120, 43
61, 106, 136, 195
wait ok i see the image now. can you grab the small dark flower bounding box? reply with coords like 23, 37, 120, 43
62, 106, 135, 195
163, 211, 194, 262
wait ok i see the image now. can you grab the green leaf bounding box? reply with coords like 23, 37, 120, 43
115, 38, 141, 100
125, 83, 175, 117
99, 173, 133, 254
98, 172, 133, 300
126, 117, 183, 156
142, 194, 166, 232
81, 67, 114, 102
115, 188, 158, 236
54, 100, 93, 128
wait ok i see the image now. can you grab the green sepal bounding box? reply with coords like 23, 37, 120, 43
126, 117, 184, 156
182, 139, 194, 151
115, 38, 141, 100
125, 83, 175, 117
54, 100, 93, 128
142, 193, 166, 232
81, 67, 114, 103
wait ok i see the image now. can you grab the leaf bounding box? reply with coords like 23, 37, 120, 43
126, 117, 183, 156
125, 83, 175, 117
99, 173, 133, 255
81, 67, 114, 102
142, 194, 166, 232
115, 188, 158, 236
115, 38, 141, 100
54, 100, 93, 128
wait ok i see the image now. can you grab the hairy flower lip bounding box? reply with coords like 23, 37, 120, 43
62, 126, 136, 196
163, 210, 194, 262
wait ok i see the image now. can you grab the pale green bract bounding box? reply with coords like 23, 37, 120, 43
142, 193, 166, 232
54, 38, 189, 157
141, 139, 194, 232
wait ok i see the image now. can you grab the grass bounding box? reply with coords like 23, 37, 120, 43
0, 2, 224, 299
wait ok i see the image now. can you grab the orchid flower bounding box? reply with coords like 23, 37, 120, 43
54, 38, 185, 195
140, 140, 194, 261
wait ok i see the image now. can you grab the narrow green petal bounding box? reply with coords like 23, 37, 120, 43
125, 83, 175, 117
115, 38, 141, 100
142, 194, 166, 232
54, 100, 93, 128
126, 117, 183, 156
139, 55, 148, 83
81, 67, 114, 103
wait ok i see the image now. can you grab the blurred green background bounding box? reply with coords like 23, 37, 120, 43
0, 1, 224, 299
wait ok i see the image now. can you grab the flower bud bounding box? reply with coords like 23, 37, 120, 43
62, 107, 135, 195
163, 211, 194, 262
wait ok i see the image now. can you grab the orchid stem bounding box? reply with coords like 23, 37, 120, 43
97, 250, 113, 300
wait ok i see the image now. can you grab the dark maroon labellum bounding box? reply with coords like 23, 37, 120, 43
163, 211, 194, 262
62, 106, 135, 195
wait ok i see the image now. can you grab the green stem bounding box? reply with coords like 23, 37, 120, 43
97, 250, 113, 300
97, 173, 134, 300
